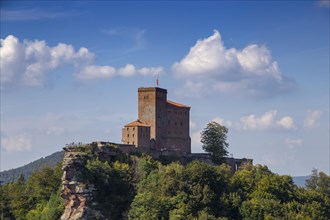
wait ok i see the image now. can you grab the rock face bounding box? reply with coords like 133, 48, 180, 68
60, 145, 103, 220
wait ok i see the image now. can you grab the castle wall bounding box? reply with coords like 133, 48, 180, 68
137, 126, 151, 150
122, 125, 150, 149
166, 103, 191, 153
122, 127, 138, 146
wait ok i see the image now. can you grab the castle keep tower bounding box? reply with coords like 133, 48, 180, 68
138, 87, 167, 150
122, 87, 191, 154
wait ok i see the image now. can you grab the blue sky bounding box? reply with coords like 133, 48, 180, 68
1, 0, 329, 176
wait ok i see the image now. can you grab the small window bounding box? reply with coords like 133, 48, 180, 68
174, 122, 177, 126
133, 141, 134, 145
133, 127, 135, 131
180, 122, 183, 126
133, 134, 135, 137
127, 134, 129, 137
127, 142, 129, 144
127, 128, 129, 131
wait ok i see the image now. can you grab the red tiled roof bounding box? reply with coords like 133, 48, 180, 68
167, 100, 190, 108
124, 120, 150, 127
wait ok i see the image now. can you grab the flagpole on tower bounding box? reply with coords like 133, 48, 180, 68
156, 74, 159, 86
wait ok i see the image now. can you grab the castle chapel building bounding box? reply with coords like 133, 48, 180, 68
122, 87, 191, 154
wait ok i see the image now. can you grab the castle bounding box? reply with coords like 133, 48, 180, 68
122, 87, 191, 154
117, 86, 252, 170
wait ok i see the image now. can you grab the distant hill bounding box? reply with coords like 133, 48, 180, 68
292, 176, 310, 187
0, 151, 64, 184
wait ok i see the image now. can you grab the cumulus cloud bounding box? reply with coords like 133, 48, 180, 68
1, 35, 94, 87
285, 138, 303, 149
172, 30, 295, 97
239, 110, 295, 130
304, 110, 323, 128
210, 110, 295, 131
76, 65, 116, 80
0, 35, 164, 89
240, 110, 277, 130
191, 130, 203, 152
2, 134, 32, 152
76, 64, 164, 80
276, 116, 295, 129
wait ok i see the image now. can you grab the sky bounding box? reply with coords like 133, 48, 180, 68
0, 0, 329, 176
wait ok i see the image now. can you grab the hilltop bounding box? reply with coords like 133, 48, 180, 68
0, 151, 64, 184
1, 143, 329, 219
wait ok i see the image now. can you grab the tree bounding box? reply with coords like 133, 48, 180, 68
305, 168, 319, 190
201, 121, 229, 164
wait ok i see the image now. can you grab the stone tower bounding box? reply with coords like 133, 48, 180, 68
138, 87, 167, 150
122, 86, 191, 154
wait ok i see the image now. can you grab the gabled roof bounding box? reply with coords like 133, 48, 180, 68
167, 100, 190, 108
124, 120, 150, 127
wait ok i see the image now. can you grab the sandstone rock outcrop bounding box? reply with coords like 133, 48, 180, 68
60, 145, 104, 220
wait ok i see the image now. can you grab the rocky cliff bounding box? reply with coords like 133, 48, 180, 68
61, 142, 120, 220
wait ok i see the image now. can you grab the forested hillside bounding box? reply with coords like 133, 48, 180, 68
1, 145, 329, 220
0, 151, 64, 184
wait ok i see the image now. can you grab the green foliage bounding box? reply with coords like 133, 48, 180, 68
84, 157, 134, 218
129, 162, 330, 220
200, 121, 229, 164
306, 168, 330, 197
1, 163, 63, 220
2, 151, 329, 220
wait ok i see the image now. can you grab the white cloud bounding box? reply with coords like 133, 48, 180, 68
76, 65, 116, 80
191, 130, 203, 152
240, 110, 277, 130
304, 110, 323, 129
1, 35, 94, 87
2, 134, 32, 152
138, 67, 164, 76
276, 116, 295, 129
1, 35, 164, 88
239, 110, 296, 130
76, 64, 164, 80
172, 30, 295, 97
285, 138, 303, 149
46, 126, 65, 136
118, 64, 136, 77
